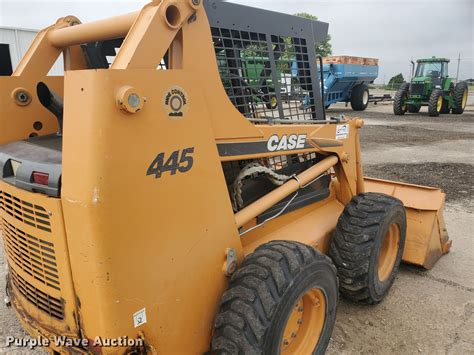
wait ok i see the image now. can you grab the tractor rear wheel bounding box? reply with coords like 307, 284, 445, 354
329, 193, 406, 304
440, 83, 455, 114
440, 99, 450, 114
393, 83, 410, 115
350, 84, 369, 111
211, 240, 338, 354
428, 89, 443, 116
452, 81, 468, 114
407, 105, 420, 113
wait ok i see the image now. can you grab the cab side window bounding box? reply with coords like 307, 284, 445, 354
0, 44, 13, 76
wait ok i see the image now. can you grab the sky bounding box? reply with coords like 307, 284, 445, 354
0, 0, 472, 83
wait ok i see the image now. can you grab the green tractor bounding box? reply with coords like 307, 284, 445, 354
216, 52, 280, 110
393, 57, 469, 116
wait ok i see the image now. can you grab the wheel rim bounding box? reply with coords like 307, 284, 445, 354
377, 223, 400, 282
363, 91, 369, 105
271, 96, 278, 108
280, 288, 326, 353
462, 89, 468, 109
437, 96, 443, 112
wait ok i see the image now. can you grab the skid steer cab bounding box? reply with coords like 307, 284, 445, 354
0, 0, 451, 353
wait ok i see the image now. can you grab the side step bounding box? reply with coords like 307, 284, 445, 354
364, 177, 451, 269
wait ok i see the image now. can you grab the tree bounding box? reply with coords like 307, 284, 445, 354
388, 73, 405, 85
294, 12, 333, 57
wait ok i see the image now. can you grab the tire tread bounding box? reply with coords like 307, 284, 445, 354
428, 88, 443, 116
211, 241, 336, 354
350, 84, 369, 111
329, 193, 404, 304
452, 81, 468, 114
393, 82, 410, 115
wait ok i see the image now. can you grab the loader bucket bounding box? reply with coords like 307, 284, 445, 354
364, 177, 451, 269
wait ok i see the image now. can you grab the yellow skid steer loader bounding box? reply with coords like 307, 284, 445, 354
0, 0, 450, 353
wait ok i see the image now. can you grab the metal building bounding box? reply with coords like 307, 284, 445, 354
0, 26, 63, 76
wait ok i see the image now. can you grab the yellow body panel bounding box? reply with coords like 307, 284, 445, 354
242, 186, 344, 255
61, 69, 244, 352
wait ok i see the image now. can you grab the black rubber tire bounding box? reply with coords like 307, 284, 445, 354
439, 83, 454, 114
211, 240, 338, 354
393, 82, 410, 115
452, 81, 468, 114
350, 84, 369, 111
440, 99, 450, 114
428, 88, 443, 116
329, 193, 406, 304
407, 105, 420, 113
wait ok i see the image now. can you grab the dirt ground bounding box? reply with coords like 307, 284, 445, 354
0, 100, 473, 354
324, 100, 474, 354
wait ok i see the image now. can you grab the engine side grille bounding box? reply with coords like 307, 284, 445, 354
2, 218, 60, 291
0, 182, 72, 326
9, 268, 64, 320
410, 83, 424, 96
0, 191, 51, 232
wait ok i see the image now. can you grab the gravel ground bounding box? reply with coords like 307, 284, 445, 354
0, 100, 473, 354
325, 101, 474, 354
365, 162, 473, 207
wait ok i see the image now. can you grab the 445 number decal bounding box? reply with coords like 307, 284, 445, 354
147, 147, 194, 179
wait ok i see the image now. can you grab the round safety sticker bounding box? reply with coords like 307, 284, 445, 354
163, 86, 189, 118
